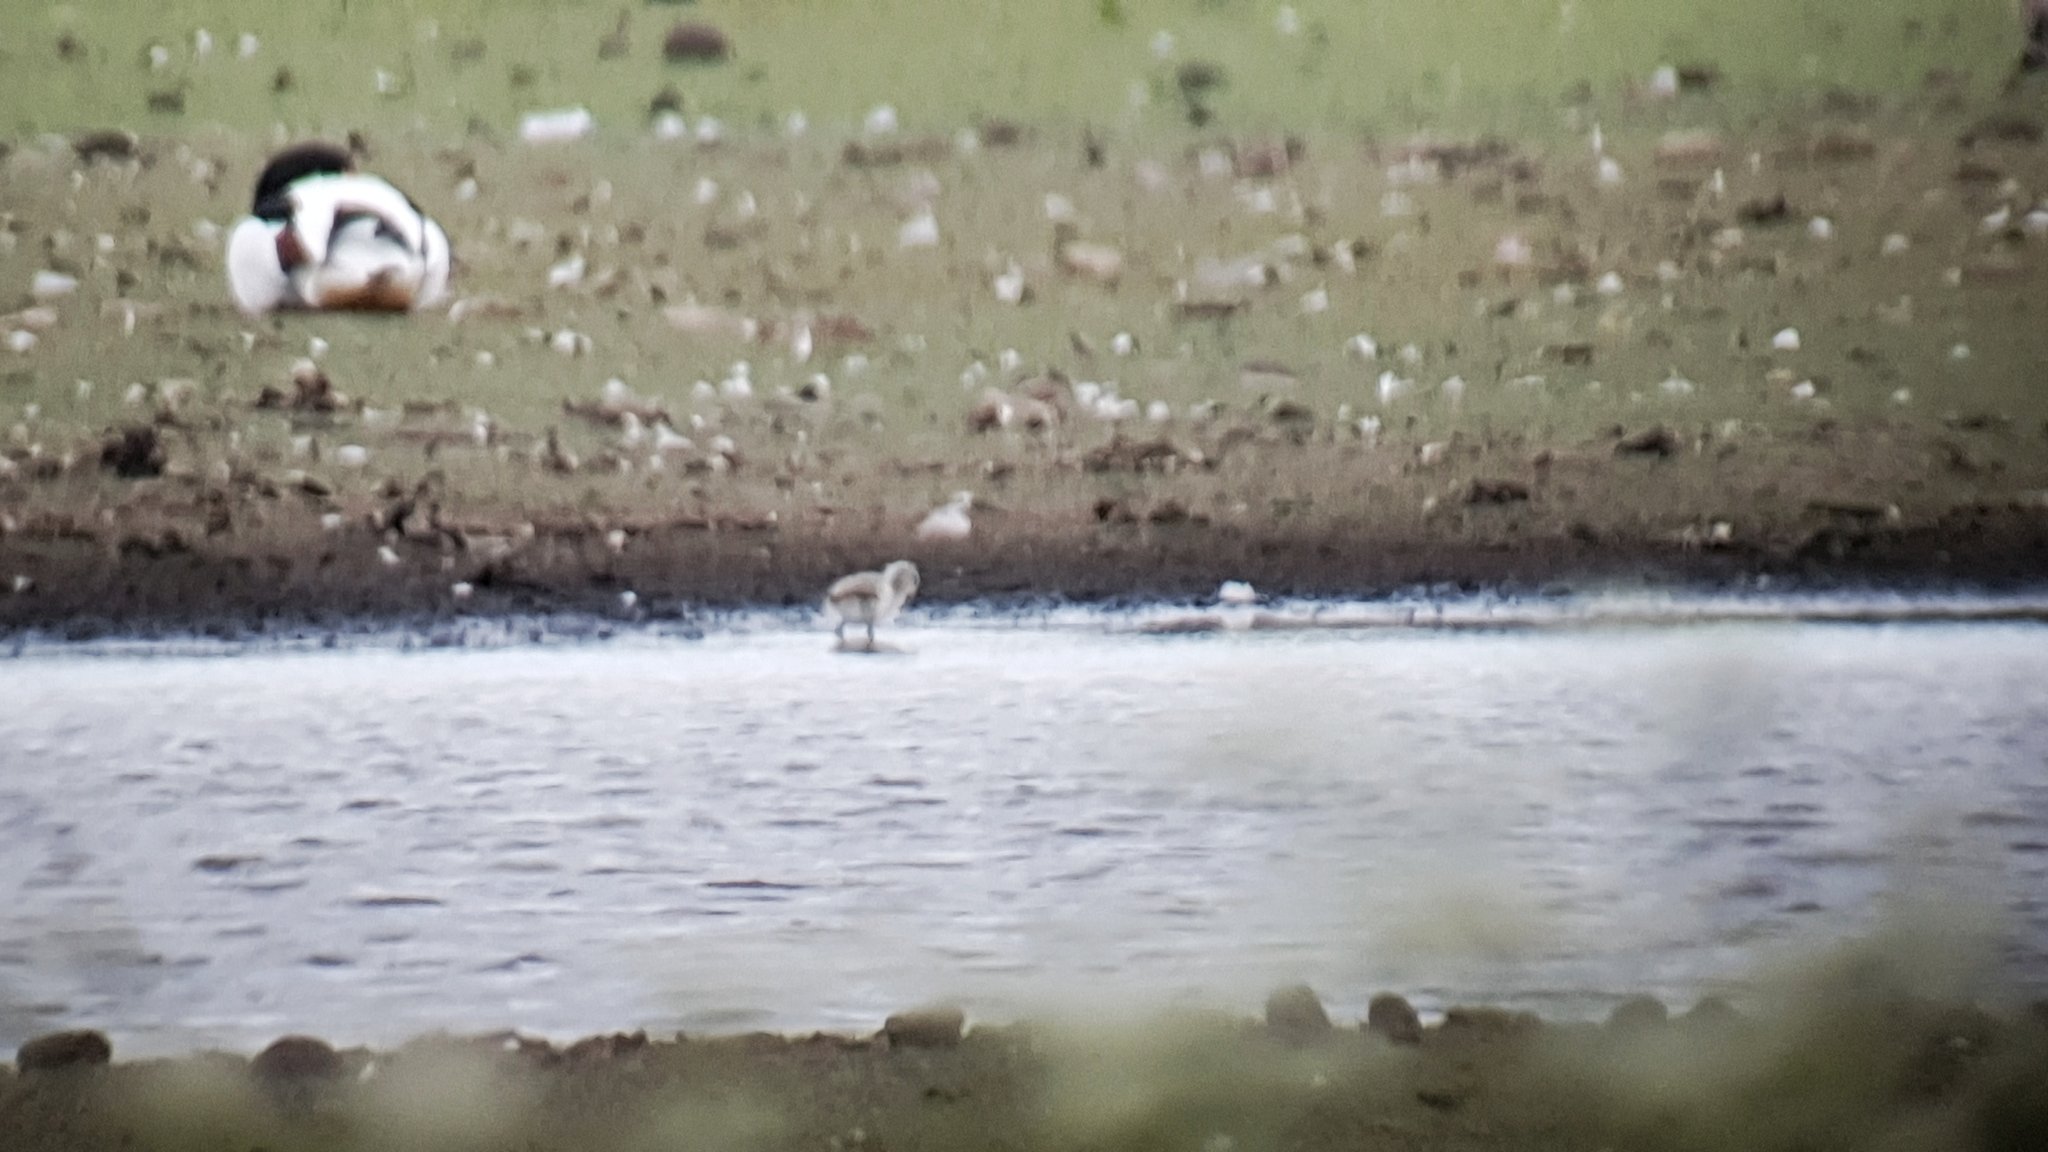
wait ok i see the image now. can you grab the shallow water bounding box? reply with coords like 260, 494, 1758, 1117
4, 607, 2048, 1056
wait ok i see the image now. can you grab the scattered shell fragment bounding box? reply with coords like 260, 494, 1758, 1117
30, 271, 78, 300
898, 211, 940, 249
520, 107, 594, 144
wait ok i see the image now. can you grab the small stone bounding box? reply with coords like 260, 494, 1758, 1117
883, 1005, 965, 1049
31, 270, 79, 300
1615, 425, 1679, 457
251, 1035, 343, 1084
1607, 995, 1668, 1031
17, 1029, 112, 1073
1263, 984, 1332, 1039
519, 107, 595, 145
1366, 993, 1422, 1045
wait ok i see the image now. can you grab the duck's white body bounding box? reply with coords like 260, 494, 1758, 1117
226, 158, 450, 316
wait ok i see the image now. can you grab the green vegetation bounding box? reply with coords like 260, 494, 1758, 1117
0, 1, 2020, 141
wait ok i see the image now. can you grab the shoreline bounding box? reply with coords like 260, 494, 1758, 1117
7, 985, 2047, 1152
6, 507, 2048, 640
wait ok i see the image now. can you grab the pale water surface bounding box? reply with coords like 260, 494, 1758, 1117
3, 609, 2047, 1056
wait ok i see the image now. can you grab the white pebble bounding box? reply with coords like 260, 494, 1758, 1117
237, 33, 259, 59
1299, 287, 1329, 314
1440, 375, 1467, 400
1417, 440, 1448, 466
546, 254, 586, 290
605, 528, 628, 553
1891, 388, 1911, 404
1111, 332, 1136, 357
1881, 233, 1910, 256
1659, 373, 1696, 395
1151, 30, 1175, 59
3, 331, 36, 354
784, 111, 809, 137
898, 211, 940, 249
2023, 209, 2048, 237
9, 575, 31, 595
451, 581, 474, 601
1596, 156, 1623, 187
377, 545, 401, 567
1345, 334, 1378, 360
1790, 380, 1816, 400
694, 117, 723, 146
619, 590, 639, 610
519, 107, 595, 145
1949, 343, 1971, 361
1647, 64, 1679, 98
320, 512, 345, 531
454, 177, 479, 202
1376, 371, 1412, 404
1771, 328, 1801, 351
1808, 216, 1834, 240
308, 336, 329, 358
992, 265, 1027, 304
864, 104, 899, 135
1595, 271, 1624, 296
1275, 6, 1300, 35
653, 111, 688, 141
550, 329, 591, 356
30, 271, 78, 300
334, 444, 369, 467
474, 350, 496, 369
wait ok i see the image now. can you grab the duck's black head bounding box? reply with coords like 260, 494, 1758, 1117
251, 142, 354, 218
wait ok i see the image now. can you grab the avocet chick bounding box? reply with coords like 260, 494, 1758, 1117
825, 559, 920, 650
916, 490, 974, 541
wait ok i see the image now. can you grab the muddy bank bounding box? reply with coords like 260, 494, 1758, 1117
4, 501, 2048, 638
5, 985, 2046, 1152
